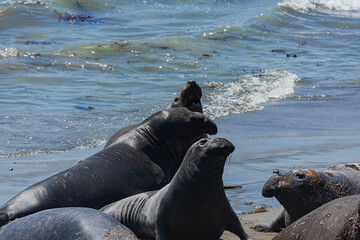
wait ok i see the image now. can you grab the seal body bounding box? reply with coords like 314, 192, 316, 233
104, 80, 202, 149
102, 138, 252, 240
0, 207, 139, 240
0, 108, 217, 227
255, 163, 360, 232
273, 195, 360, 240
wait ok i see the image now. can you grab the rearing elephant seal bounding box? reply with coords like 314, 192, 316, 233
102, 138, 253, 240
273, 195, 360, 240
104, 80, 202, 149
0, 108, 217, 227
170, 79, 202, 112
254, 163, 360, 232
0, 207, 139, 240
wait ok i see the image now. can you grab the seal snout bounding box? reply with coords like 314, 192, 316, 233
262, 184, 276, 197
203, 117, 218, 135
217, 139, 235, 155
208, 138, 235, 155
187, 80, 197, 87
204, 138, 234, 170
262, 172, 288, 198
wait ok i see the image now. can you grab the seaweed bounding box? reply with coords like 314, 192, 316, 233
57, 12, 101, 24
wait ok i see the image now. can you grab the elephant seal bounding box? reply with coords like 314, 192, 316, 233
254, 163, 360, 232
170, 79, 202, 112
104, 80, 202, 149
273, 195, 360, 240
0, 108, 217, 227
0, 207, 139, 240
102, 138, 253, 240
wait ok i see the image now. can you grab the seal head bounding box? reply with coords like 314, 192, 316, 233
184, 138, 234, 172
104, 80, 204, 149
256, 164, 360, 233
171, 80, 202, 113
262, 169, 328, 222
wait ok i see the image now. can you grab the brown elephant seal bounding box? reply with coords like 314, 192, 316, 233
0, 207, 139, 240
170, 79, 202, 112
104, 80, 202, 149
273, 195, 360, 240
0, 108, 217, 227
102, 138, 254, 240
254, 163, 360, 232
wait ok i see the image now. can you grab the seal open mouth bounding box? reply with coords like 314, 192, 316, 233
186, 95, 202, 112
171, 80, 203, 113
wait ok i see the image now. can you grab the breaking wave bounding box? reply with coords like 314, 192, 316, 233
203, 70, 299, 119
278, 0, 360, 12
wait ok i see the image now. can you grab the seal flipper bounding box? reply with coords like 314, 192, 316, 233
155, 225, 168, 240
224, 206, 249, 240
154, 201, 170, 240
253, 209, 286, 232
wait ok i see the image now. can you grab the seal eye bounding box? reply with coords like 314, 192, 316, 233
294, 172, 306, 180
273, 169, 279, 174
174, 97, 180, 102
199, 139, 208, 146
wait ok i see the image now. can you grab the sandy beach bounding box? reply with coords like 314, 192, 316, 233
221, 206, 282, 240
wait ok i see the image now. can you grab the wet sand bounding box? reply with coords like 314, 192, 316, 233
221, 206, 283, 240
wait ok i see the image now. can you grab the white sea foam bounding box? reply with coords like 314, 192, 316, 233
73, 139, 107, 150
0, 139, 107, 159
0, 47, 20, 57
278, 0, 360, 12
203, 70, 299, 119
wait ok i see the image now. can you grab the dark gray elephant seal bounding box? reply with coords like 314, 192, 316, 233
254, 163, 360, 232
273, 195, 360, 240
0, 207, 139, 240
104, 80, 202, 149
102, 138, 253, 240
0, 108, 217, 227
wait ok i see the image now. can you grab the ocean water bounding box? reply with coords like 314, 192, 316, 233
1, 0, 360, 213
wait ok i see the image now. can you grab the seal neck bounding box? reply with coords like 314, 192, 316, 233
174, 155, 225, 191
135, 126, 185, 180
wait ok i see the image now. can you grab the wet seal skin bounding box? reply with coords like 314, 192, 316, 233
0, 108, 217, 227
254, 162, 360, 232
104, 80, 203, 149
0, 207, 139, 240
102, 138, 256, 240
273, 195, 360, 240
